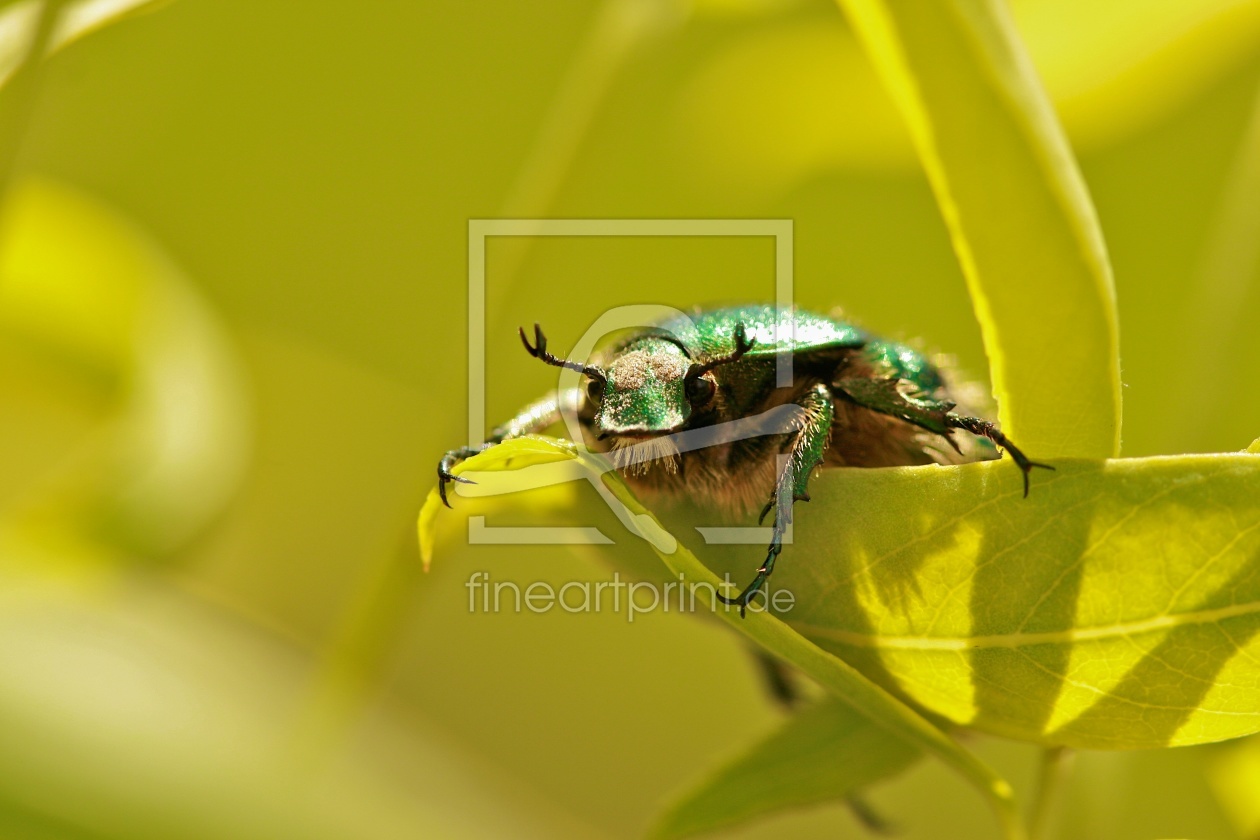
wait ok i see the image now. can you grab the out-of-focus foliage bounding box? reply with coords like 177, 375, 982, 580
0, 568, 601, 840
0, 178, 249, 558
676, 0, 1260, 182
651, 698, 921, 839
4, 0, 1260, 838
1210, 736, 1260, 838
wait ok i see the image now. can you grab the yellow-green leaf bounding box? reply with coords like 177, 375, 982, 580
834, 0, 1121, 458
651, 698, 921, 840
426, 439, 1260, 753
0, 0, 169, 89
52, 0, 171, 51
763, 454, 1260, 749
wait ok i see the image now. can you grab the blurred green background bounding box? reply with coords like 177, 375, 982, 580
3, 0, 1260, 837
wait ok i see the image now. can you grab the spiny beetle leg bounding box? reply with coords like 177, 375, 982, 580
944, 414, 1055, 497
719, 384, 833, 617
718, 549, 780, 618
757, 492, 810, 527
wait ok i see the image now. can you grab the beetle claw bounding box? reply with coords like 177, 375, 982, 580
438, 453, 479, 508
1015, 459, 1055, 498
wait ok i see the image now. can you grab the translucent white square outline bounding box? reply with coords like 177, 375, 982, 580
466, 219, 794, 546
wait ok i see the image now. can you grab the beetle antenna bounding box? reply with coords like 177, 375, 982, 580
519, 324, 606, 381
688, 322, 755, 377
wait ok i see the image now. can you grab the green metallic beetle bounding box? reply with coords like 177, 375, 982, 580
439, 305, 1050, 614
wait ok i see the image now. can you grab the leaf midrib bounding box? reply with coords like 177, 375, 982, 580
789, 598, 1260, 650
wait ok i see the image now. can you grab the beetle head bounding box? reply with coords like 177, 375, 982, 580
520, 322, 754, 473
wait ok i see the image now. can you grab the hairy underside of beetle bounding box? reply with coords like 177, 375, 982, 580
584, 350, 992, 519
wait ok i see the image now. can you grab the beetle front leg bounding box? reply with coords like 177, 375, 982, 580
944, 413, 1054, 498
437, 389, 581, 507
719, 383, 834, 617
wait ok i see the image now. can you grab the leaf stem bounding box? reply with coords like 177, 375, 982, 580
1029, 746, 1072, 840
290, 533, 423, 767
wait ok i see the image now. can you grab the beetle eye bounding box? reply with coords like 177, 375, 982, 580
685, 374, 716, 405
585, 376, 604, 405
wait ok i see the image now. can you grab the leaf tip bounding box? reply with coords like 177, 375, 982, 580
417, 488, 442, 571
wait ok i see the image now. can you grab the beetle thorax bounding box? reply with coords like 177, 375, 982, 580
608, 348, 686, 390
